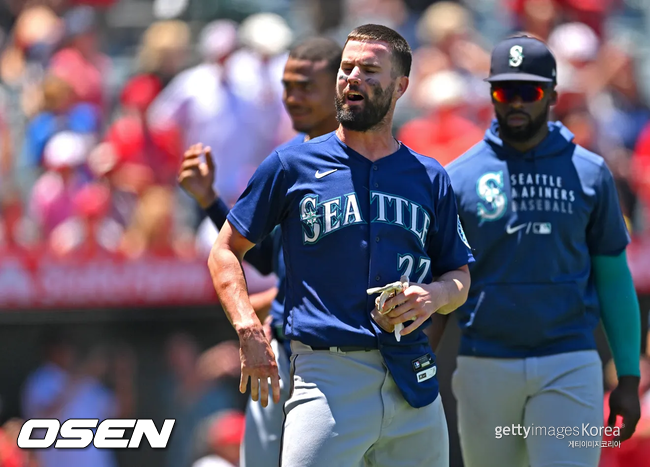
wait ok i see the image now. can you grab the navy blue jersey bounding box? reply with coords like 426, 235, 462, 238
228, 131, 473, 407
446, 121, 630, 358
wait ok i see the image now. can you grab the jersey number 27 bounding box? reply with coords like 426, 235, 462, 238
397, 254, 431, 284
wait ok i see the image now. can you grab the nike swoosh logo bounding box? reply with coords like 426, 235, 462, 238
506, 223, 528, 234
315, 169, 337, 179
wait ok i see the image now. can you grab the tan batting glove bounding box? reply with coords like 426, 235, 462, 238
367, 275, 409, 342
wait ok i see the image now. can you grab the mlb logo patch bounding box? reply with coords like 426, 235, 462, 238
532, 222, 552, 234
412, 354, 434, 372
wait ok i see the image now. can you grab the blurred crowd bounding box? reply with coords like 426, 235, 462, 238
0, 0, 649, 268
1, 0, 650, 465
0, 330, 245, 467
0, 1, 296, 264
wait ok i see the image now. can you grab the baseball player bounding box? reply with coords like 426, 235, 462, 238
445, 35, 642, 467
178, 37, 342, 467
208, 24, 473, 467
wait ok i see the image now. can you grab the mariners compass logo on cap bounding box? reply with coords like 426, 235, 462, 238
486, 35, 557, 83
509, 45, 524, 67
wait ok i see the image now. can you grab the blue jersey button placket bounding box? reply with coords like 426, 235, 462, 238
370, 163, 387, 350
370, 166, 382, 284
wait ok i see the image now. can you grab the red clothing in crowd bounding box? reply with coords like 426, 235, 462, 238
503, 0, 623, 37
49, 47, 110, 110
397, 110, 484, 167
104, 74, 182, 185
0, 427, 28, 467
631, 122, 650, 230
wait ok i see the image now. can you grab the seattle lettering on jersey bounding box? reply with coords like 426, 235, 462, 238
300, 191, 431, 246
510, 172, 575, 215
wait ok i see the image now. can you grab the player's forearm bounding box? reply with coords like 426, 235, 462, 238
249, 287, 279, 322
432, 266, 470, 315
593, 252, 641, 377
208, 244, 262, 335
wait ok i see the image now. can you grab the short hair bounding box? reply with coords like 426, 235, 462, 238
345, 24, 412, 77
288, 36, 343, 77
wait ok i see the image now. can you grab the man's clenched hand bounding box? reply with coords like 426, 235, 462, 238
178, 143, 218, 209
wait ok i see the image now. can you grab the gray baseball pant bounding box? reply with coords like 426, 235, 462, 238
279, 340, 449, 467
452, 350, 604, 467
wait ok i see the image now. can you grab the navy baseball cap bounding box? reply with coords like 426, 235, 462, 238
485, 35, 557, 84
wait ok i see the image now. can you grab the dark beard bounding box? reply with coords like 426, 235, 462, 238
496, 107, 549, 143
335, 82, 394, 132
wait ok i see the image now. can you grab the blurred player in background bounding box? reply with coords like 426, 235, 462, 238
445, 35, 642, 467
208, 24, 472, 467
178, 36, 342, 467
21, 334, 135, 467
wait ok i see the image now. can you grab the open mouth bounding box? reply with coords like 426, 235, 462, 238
346, 91, 364, 102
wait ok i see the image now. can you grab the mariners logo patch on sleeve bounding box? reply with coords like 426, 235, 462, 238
457, 216, 471, 249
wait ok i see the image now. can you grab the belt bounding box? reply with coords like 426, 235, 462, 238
310, 346, 376, 353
